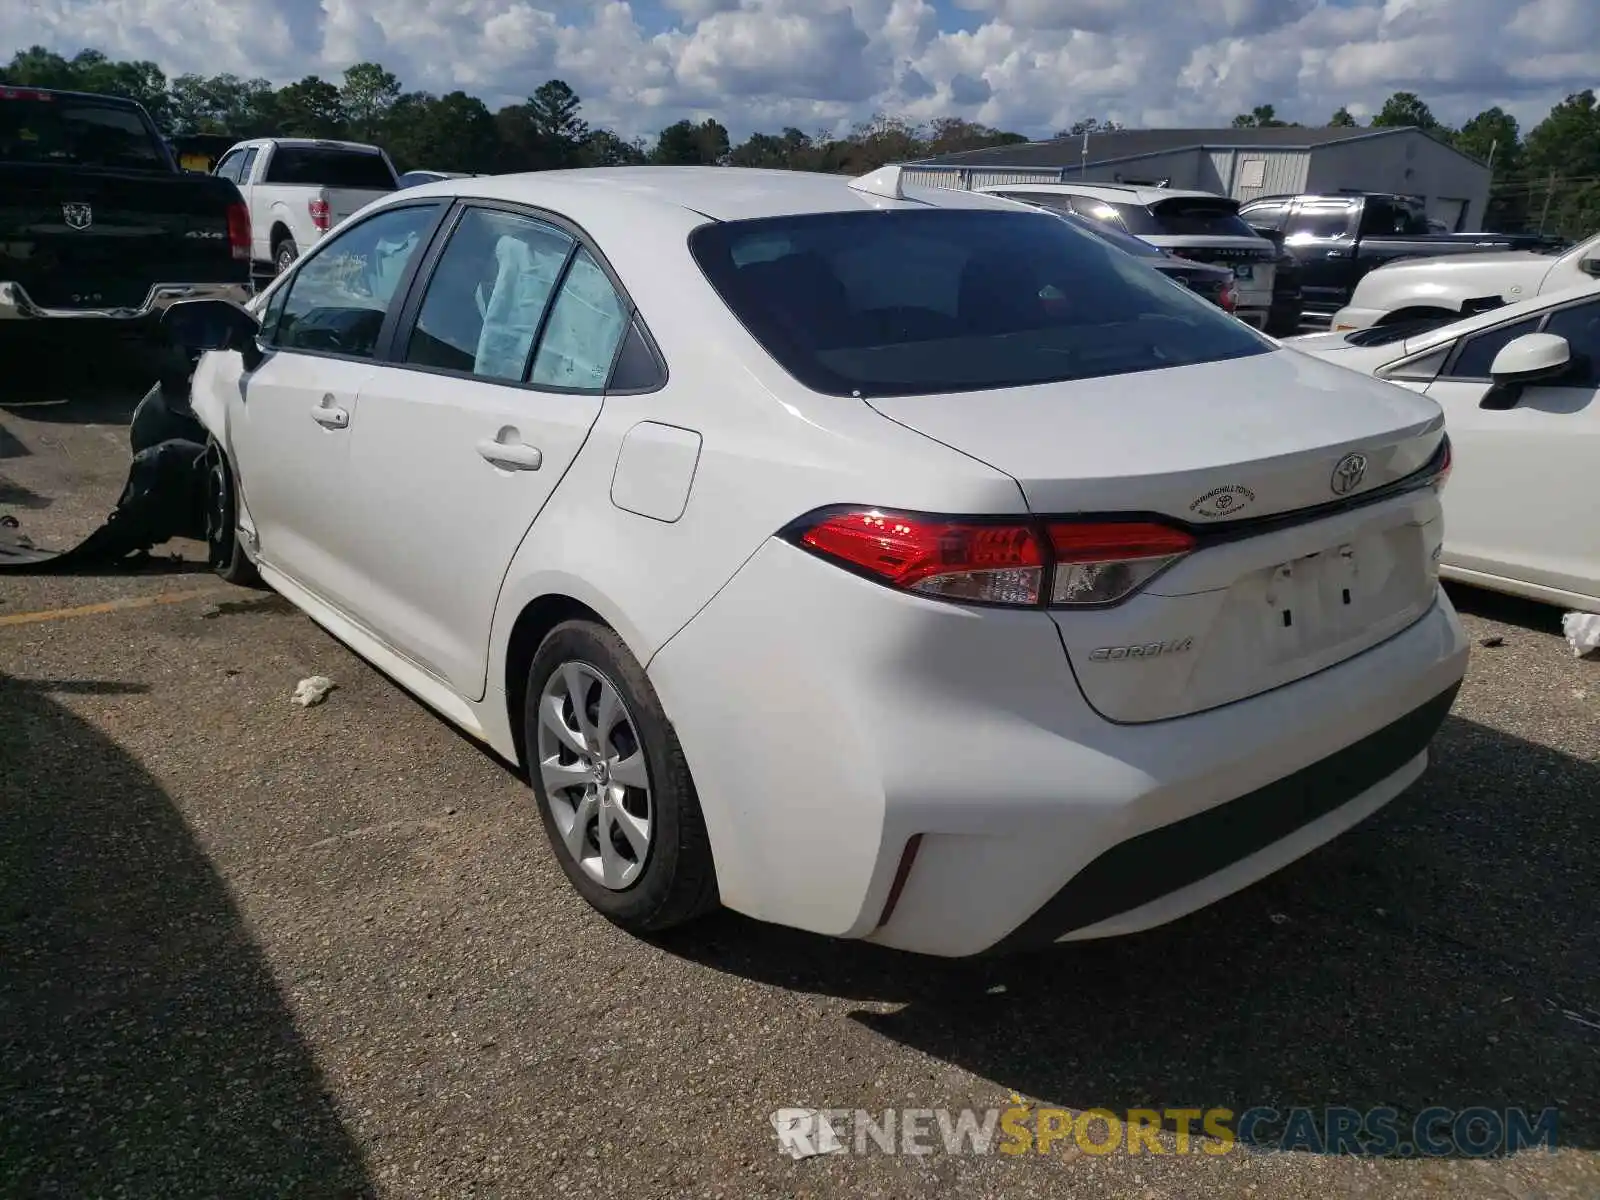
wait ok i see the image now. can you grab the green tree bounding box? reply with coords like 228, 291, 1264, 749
2, 46, 79, 90
1371, 91, 1439, 130
1520, 89, 1600, 240
273, 76, 347, 138
526, 80, 588, 166
729, 128, 816, 169
341, 61, 401, 142
924, 117, 1026, 156
579, 128, 648, 167
382, 90, 497, 172
651, 117, 730, 165
1057, 117, 1123, 137
1454, 106, 1519, 171
167, 73, 277, 135
1232, 104, 1290, 128
1328, 106, 1357, 127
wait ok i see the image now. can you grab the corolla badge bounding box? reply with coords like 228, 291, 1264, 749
1189, 483, 1256, 519
1330, 452, 1368, 496
62, 202, 92, 230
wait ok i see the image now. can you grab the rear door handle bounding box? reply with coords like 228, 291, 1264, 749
310, 396, 349, 429
476, 439, 543, 471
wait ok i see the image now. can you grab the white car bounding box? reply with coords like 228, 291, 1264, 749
1330, 231, 1600, 333
162, 165, 1468, 959
1290, 283, 1600, 611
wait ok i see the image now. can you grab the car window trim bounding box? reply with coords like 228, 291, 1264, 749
261, 199, 452, 367
381, 196, 667, 397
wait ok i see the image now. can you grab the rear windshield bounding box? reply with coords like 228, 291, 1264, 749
264, 146, 396, 189
0, 96, 168, 171
689, 208, 1271, 398
1127, 199, 1259, 239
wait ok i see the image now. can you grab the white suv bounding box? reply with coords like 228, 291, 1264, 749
976, 183, 1279, 329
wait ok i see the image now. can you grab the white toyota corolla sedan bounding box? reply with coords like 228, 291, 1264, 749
165, 165, 1468, 958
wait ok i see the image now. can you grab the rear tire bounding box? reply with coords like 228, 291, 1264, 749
204, 440, 264, 588
273, 236, 299, 276
523, 620, 719, 933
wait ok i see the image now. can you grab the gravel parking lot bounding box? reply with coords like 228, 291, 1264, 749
2, 358, 1597, 1199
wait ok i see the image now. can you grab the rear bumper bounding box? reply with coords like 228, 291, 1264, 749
0, 280, 251, 322
647, 537, 1470, 957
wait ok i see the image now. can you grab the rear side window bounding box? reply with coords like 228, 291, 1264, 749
1359, 199, 1430, 237
0, 97, 167, 170
264, 146, 397, 189
689, 208, 1271, 399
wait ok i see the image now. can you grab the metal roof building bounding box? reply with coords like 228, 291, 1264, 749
906, 125, 1494, 231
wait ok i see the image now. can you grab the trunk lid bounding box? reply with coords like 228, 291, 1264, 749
323, 186, 390, 226
865, 347, 1448, 722
0, 163, 239, 307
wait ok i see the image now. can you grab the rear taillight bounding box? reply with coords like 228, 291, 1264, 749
789, 509, 1195, 609
1219, 281, 1238, 313
225, 201, 251, 262
1431, 436, 1452, 491
308, 197, 331, 231
0, 87, 53, 101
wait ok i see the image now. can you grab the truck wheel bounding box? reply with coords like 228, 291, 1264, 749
273, 237, 299, 276
204, 441, 264, 588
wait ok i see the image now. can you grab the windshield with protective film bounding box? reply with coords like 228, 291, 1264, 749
689, 208, 1270, 398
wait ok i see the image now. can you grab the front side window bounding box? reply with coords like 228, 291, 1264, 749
273, 204, 438, 358
1444, 315, 1542, 380
406, 207, 575, 381
690, 208, 1271, 398
1539, 299, 1600, 387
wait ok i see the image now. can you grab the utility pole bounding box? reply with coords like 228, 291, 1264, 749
1537, 170, 1557, 233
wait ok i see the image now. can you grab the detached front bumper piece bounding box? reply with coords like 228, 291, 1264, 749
0, 280, 251, 322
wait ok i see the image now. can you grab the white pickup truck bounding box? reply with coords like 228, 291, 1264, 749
1330, 229, 1599, 332
211, 138, 401, 278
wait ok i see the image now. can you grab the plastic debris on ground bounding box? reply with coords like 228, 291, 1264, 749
292, 676, 337, 708
771, 1109, 845, 1160
1562, 612, 1600, 660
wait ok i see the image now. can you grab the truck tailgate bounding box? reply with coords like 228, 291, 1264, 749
0, 164, 244, 309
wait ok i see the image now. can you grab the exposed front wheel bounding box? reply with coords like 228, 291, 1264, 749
524, 620, 718, 932
204, 440, 263, 587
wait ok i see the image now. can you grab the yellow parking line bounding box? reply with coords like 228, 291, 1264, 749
0, 587, 226, 628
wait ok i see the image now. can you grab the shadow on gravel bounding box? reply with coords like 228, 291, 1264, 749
0, 673, 375, 1197
664, 714, 1600, 1156
1445, 581, 1571, 637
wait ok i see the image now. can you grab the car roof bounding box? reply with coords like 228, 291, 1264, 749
975, 182, 1230, 207
396, 165, 1022, 226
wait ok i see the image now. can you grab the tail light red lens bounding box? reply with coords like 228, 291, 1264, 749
308, 197, 331, 231
225, 201, 251, 262
1433, 436, 1452, 491
799, 511, 1046, 605
791, 510, 1195, 609
1219, 281, 1238, 313
0, 87, 54, 101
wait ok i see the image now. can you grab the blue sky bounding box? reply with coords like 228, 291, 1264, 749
4, 0, 1594, 141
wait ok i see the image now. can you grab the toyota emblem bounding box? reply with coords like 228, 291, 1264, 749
1330, 452, 1368, 496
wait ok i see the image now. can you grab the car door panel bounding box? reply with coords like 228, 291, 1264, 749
230, 201, 444, 612
339, 206, 626, 698
1424, 298, 1600, 602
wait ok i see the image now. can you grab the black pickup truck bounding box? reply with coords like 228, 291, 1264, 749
0, 85, 251, 342
1237, 192, 1559, 325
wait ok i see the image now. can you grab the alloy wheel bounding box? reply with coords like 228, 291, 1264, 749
535, 661, 654, 890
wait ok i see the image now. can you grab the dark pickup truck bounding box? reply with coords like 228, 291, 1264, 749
1237, 192, 1559, 325
0, 85, 251, 337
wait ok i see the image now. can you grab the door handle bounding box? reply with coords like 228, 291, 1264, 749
1325, 248, 1350, 258
476, 439, 543, 471
311, 394, 349, 429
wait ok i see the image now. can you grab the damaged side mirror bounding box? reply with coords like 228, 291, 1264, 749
163, 298, 264, 370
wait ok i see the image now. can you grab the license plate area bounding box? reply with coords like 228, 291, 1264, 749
1257, 527, 1427, 665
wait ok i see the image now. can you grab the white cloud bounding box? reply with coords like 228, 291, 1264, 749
3, 0, 1595, 141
